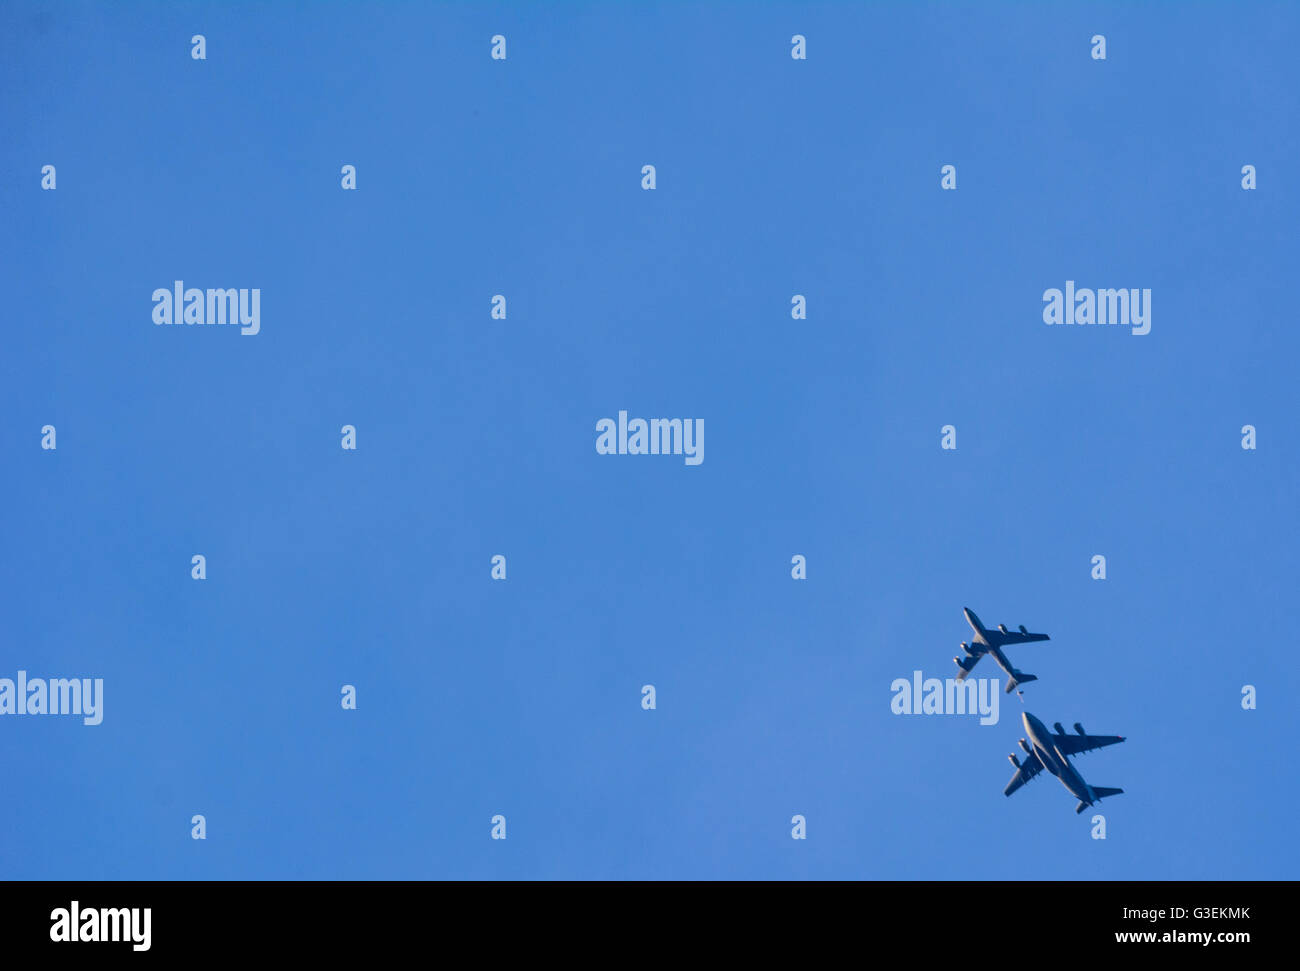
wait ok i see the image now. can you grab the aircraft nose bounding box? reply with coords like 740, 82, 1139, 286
1022, 711, 1034, 731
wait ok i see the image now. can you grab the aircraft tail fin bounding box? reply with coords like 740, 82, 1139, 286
1005, 672, 1037, 694
1078, 788, 1124, 812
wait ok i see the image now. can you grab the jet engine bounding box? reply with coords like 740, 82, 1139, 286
1074, 723, 1086, 735
1018, 738, 1032, 755
1054, 722, 1066, 736
1008, 754, 1021, 768
960, 642, 977, 656
998, 624, 1008, 633
1018, 625, 1027, 634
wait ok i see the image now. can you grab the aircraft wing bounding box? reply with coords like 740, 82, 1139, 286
994, 630, 1050, 645
1053, 733, 1125, 757
1003, 754, 1044, 797
954, 656, 980, 682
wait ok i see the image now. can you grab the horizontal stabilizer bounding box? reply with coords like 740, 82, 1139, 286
1006, 673, 1037, 694
1092, 787, 1124, 800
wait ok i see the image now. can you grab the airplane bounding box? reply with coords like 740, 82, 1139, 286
953, 606, 1050, 694
1005, 711, 1126, 814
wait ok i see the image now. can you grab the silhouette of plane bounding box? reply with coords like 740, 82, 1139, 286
953, 606, 1049, 694
1005, 711, 1126, 813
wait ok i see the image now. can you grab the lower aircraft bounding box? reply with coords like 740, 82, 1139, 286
1005, 711, 1126, 813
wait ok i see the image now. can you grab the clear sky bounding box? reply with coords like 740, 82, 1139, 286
2, 1, 1296, 880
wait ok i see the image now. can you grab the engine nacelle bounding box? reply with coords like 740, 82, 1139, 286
1074, 723, 1086, 736
961, 642, 977, 657
998, 624, 1008, 633
1008, 754, 1021, 768
1054, 722, 1066, 736
1018, 624, 1027, 634
1018, 738, 1032, 755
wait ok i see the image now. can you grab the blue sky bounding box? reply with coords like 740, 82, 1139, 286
2, 1, 1297, 879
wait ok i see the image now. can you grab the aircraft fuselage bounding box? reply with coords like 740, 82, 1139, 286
1022, 712, 1094, 806
962, 607, 990, 645
962, 608, 1015, 678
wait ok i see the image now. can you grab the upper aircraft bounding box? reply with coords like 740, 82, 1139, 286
953, 606, 1050, 694
1005, 711, 1126, 813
